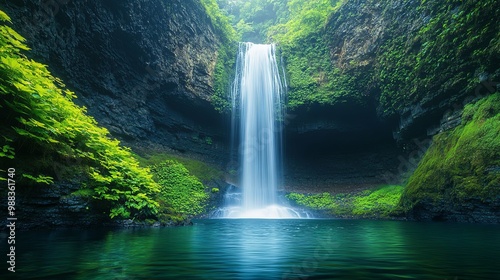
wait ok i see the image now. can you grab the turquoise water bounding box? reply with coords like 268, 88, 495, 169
1, 219, 499, 279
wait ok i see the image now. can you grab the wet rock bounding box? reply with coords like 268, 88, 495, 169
407, 198, 500, 224
0, 180, 108, 231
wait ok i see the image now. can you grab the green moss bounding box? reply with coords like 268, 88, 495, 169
351, 185, 404, 217
375, 0, 500, 116
150, 160, 209, 217
267, 0, 348, 110
286, 192, 337, 210
211, 42, 237, 113
135, 152, 224, 183
286, 185, 404, 218
199, 0, 238, 113
400, 93, 500, 211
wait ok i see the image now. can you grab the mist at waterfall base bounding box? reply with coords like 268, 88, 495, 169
212, 43, 310, 219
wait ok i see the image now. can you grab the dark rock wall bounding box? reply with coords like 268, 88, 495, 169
282, 1, 426, 192
284, 0, 499, 196
1, 180, 109, 230
0, 0, 231, 229
1, 0, 229, 163
283, 104, 402, 192
325, 0, 499, 141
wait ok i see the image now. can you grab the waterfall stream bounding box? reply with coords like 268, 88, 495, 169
213, 42, 310, 218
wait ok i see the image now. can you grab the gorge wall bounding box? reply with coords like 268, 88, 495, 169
1, 0, 233, 229
2, 0, 229, 164
283, 0, 499, 222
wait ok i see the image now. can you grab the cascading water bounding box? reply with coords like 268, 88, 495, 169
213, 42, 310, 219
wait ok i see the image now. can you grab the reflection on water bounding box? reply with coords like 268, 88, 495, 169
1, 219, 499, 279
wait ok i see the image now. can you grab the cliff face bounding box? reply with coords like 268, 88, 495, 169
319, 0, 500, 222
2, 0, 229, 162
325, 0, 499, 141
282, 1, 427, 192
285, 0, 499, 148
284, 0, 500, 223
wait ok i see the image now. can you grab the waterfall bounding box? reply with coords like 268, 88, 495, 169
212, 42, 310, 219
236, 42, 283, 210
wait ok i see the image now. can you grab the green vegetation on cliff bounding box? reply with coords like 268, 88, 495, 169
399, 93, 500, 213
376, 0, 500, 116
268, 0, 346, 109
0, 11, 159, 219
151, 160, 209, 218
218, 0, 290, 43
0, 10, 212, 222
136, 152, 224, 183
200, 0, 238, 112
214, 0, 499, 114
215, 0, 351, 110
287, 185, 404, 218
201, 0, 236, 44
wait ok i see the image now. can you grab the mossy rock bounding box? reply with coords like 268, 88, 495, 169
399, 93, 500, 222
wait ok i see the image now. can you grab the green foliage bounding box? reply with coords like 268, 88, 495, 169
200, 0, 237, 44
22, 174, 54, 185
218, 0, 290, 43
69, 188, 94, 198
269, 0, 338, 44
400, 93, 500, 211
351, 185, 404, 217
200, 0, 238, 113
135, 152, 224, 183
0, 11, 160, 220
286, 192, 336, 210
0, 138, 15, 159
375, 0, 500, 116
151, 160, 209, 216
211, 42, 237, 112
287, 185, 404, 218
266, 0, 346, 109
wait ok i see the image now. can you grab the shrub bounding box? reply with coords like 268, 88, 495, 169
151, 160, 209, 216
